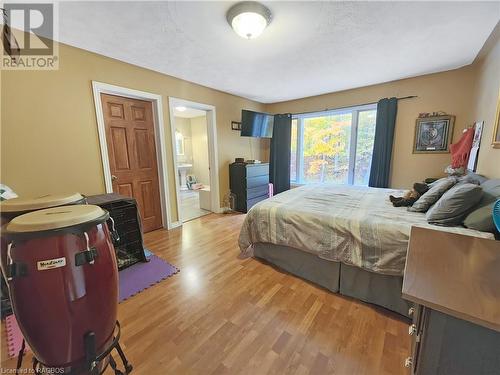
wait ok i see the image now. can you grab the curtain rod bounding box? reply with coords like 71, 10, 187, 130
291, 95, 418, 116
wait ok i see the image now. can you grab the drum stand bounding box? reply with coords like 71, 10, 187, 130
16, 321, 132, 375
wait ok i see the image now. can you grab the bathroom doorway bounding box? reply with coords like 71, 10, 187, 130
169, 98, 220, 224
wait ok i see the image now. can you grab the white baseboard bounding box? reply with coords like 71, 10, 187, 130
168, 221, 182, 229
213, 206, 224, 214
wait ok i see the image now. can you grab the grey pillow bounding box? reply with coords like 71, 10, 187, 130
408, 177, 457, 212
426, 183, 483, 226
479, 179, 500, 204
463, 202, 496, 232
457, 173, 488, 186
463, 179, 500, 232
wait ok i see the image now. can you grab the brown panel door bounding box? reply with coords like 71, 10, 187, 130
101, 93, 163, 232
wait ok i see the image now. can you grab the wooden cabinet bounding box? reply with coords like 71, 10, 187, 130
403, 227, 500, 374
229, 162, 269, 213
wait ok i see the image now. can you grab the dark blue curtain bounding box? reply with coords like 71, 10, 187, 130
368, 97, 398, 188
270, 114, 292, 194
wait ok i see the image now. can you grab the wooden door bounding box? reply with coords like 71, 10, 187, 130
101, 93, 163, 233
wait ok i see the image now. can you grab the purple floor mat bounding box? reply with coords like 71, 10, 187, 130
5, 252, 178, 357
119, 254, 179, 302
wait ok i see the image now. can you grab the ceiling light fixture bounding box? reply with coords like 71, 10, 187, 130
226, 1, 272, 40
175, 106, 187, 112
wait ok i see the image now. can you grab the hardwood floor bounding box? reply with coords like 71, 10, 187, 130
1, 213, 410, 374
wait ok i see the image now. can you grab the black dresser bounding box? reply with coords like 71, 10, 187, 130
229, 162, 269, 213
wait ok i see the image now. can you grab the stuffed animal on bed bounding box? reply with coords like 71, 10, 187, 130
389, 182, 430, 207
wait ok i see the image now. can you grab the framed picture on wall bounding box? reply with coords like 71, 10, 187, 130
492, 90, 500, 148
413, 115, 455, 153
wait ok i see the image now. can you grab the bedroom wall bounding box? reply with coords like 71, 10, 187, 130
470, 22, 500, 179
266, 68, 477, 189
1, 40, 268, 223
266, 23, 500, 187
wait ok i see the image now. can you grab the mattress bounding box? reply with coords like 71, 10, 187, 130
239, 184, 493, 276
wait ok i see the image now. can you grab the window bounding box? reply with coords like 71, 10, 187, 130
290, 105, 377, 186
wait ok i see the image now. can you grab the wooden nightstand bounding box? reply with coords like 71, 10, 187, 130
402, 226, 500, 374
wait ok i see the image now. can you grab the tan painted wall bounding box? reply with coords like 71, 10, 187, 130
190, 116, 210, 186
266, 67, 479, 188
470, 23, 500, 178
266, 24, 500, 187
0, 41, 267, 223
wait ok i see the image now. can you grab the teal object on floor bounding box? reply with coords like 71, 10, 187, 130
144, 248, 153, 259
493, 199, 500, 232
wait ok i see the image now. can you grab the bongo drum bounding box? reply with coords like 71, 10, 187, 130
4, 205, 119, 372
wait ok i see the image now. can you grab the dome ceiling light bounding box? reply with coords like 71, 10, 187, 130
226, 1, 272, 39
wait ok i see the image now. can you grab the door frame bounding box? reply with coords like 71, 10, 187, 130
92, 81, 177, 230
168, 97, 221, 223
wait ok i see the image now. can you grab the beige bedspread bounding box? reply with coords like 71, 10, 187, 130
238, 184, 493, 276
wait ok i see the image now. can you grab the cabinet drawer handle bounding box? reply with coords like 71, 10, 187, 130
408, 324, 417, 335
408, 307, 415, 316
404, 357, 413, 368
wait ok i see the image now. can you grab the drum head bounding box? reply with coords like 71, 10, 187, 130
6, 205, 106, 233
0, 193, 84, 213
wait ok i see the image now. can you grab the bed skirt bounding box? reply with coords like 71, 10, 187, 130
253, 243, 411, 317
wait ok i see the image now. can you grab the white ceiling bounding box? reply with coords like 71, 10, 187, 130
57, 1, 499, 103
173, 106, 206, 118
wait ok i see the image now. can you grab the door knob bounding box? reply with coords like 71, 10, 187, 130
111, 175, 118, 181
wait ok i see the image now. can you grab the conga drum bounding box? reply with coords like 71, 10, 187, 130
0, 193, 87, 222
0, 193, 86, 317
4, 205, 119, 373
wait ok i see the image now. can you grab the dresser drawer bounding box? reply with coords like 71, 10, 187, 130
246, 164, 269, 178
247, 185, 269, 200
247, 175, 269, 189
247, 195, 268, 210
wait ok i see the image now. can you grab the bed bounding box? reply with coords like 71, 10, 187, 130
238, 184, 494, 317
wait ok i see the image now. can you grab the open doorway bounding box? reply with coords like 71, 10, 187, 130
169, 98, 220, 224
174, 108, 210, 221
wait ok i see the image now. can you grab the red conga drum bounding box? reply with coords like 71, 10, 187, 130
3, 205, 118, 373
0, 193, 87, 317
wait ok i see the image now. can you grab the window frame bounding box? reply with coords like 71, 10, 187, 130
291, 103, 377, 186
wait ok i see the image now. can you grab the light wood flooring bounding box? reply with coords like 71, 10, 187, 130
1, 213, 410, 374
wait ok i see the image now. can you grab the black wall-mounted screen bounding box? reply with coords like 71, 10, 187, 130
240, 110, 274, 138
